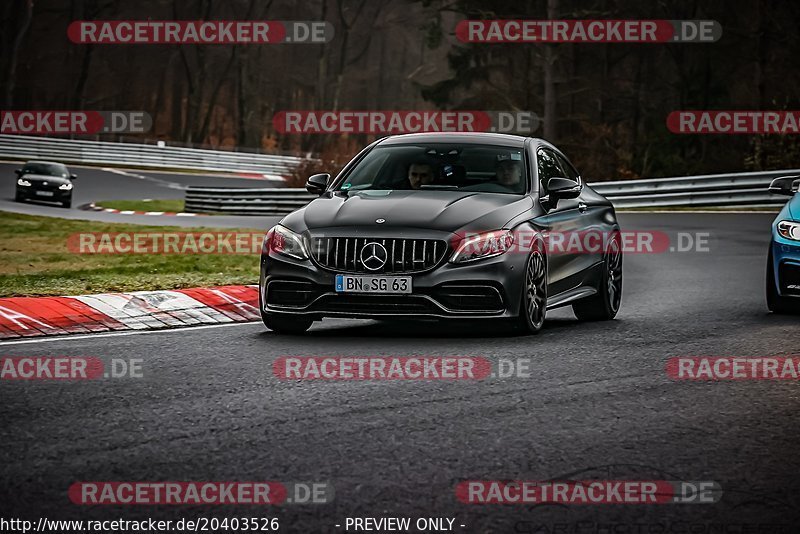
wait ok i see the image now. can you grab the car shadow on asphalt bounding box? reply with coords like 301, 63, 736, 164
256, 316, 603, 340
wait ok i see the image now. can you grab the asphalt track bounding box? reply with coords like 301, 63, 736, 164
1, 212, 799, 531
0, 162, 283, 228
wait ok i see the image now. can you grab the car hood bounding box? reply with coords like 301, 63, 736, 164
20, 173, 71, 185
283, 190, 534, 234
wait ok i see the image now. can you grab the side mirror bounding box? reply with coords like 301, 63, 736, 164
547, 177, 581, 199
14, 169, 21, 176
768, 176, 799, 196
70, 174, 78, 180
306, 173, 330, 195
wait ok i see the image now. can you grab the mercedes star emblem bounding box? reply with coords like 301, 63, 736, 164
360, 242, 388, 271
376, 218, 386, 224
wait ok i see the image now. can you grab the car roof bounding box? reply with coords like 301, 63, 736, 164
379, 132, 530, 147
25, 160, 67, 166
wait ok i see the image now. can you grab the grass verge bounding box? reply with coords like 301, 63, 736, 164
0, 211, 263, 297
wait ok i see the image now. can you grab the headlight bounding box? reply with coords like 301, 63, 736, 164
264, 225, 309, 260
777, 220, 800, 241
450, 230, 514, 263
59, 182, 73, 190
17, 178, 31, 186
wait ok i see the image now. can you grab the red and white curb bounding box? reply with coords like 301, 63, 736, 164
83, 202, 201, 217
0, 285, 260, 339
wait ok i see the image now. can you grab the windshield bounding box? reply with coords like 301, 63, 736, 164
21, 163, 69, 178
337, 143, 528, 194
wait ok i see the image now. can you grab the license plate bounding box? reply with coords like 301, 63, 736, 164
35, 191, 54, 197
335, 275, 412, 294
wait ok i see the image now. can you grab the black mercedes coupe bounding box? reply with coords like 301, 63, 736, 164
260, 132, 622, 334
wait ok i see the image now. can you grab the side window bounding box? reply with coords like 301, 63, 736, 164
536, 148, 562, 195
555, 153, 581, 184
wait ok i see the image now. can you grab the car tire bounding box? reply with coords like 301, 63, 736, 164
262, 312, 313, 334
14, 192, 24, 203
258, 291, 313, 334
61, 199, 72, 209
766, 248, 794, 314
514, 245, 547, 334
573, 232, 623, 321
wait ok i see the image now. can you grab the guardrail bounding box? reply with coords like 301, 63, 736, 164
185, 169, 799, 215
0, 134, 306, 177
591, 169, 800, 209
185, 187, 315, 216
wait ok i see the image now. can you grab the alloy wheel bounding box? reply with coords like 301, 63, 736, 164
526, 250, 547, 329
607, 237, 622, 313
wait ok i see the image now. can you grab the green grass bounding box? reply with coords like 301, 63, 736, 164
97, 199, 185, 212
0, 212, 264, 297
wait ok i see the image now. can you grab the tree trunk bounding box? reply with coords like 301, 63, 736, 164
315, 0, 329, 109
4, 0, 33, 108
70, 45, 95, 109
170, 53, 184, 140
543, 0, 558, 140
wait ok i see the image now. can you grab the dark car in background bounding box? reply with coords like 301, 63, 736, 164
15, 160, 77, 208
260, 132, 622, 335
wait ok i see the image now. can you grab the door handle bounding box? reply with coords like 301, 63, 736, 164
578, 202, 588, 213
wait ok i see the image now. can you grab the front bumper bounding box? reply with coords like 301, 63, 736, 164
771, 237, 800, 299
260, 247, 528, 320
16, 186, 72, 202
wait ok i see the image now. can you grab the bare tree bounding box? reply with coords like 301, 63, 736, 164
542, 0, 558, 140
4, 0, 33, 108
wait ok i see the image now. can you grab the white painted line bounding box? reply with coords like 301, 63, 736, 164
119, 210, 136, 215
145, 211, 164, 215
619, 210, 780, 214
0, 320, 259, 345
175, 213, 196, 217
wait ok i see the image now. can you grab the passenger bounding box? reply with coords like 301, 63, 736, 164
496, 159, 522, 189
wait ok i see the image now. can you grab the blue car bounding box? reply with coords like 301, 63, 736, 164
767, 176, 800, 313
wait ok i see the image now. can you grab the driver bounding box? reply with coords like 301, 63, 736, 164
407, 162, 434, 189
496, 159, 522, 189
